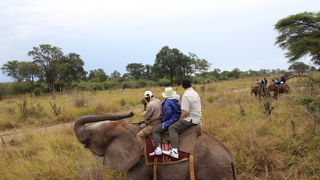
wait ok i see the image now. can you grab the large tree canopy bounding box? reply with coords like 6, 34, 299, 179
28, 44, 64, 93
1, 61, 40, 83
288, 62, 310, 74
59, 53, 86, 84
275, 12, 320, 65
88, 69, 109, 82
1, 60, 21, 82
126, 63, 145, 80
153, 46, 185, 85
153, 46, 210, 85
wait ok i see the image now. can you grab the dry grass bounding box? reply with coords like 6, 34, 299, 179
0, 74, 319, 179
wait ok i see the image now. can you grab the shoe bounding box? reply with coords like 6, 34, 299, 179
162, 149, 179, 159
149, 147, 162, 156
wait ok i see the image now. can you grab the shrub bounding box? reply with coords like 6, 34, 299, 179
49, 102, 62, 116
12, 82, 34, 95
158, 78, 171, 86
299, 96, 320, 129
34, 87, 42, 96
263, 97, 274, 116
119, 98, 127, 107
103, 80, 119, 90
72, 92, 88, 108
17, 100, 45, 120
207, 96, 214, 103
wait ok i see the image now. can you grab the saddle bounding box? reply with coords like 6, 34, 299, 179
144, 125, 201, 166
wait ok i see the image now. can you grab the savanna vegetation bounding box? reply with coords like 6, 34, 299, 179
0, 11, 320, 180
0, 72, 320, 179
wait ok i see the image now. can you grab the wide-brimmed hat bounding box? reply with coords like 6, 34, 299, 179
144, 90, 153, 98
162, 87, 176, 98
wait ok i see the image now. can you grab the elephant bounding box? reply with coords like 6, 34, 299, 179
267, 83, 290, 98
74, 112, 237, 180
251, 85, 267, 97
251, 85, 262, 97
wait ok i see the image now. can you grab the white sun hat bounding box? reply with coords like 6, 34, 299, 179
162, 87, 176, 98
144, 90, 153, 98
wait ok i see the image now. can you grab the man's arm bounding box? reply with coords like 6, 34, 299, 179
143, 104, 153, 121
179, 110, 189, 120
180, 95, 190, 120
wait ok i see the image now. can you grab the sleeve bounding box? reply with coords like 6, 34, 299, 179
143, 103, 153, 121
162, 102, 172, 122
181, 95, 190, 112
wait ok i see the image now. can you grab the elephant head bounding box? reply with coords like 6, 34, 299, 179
74, 112, 142, 171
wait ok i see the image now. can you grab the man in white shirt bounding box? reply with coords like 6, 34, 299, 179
162, 80, 202, 158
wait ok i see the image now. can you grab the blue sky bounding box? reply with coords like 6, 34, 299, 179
0, 0, 319, 82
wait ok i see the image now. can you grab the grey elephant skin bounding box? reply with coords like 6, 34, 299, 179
74, 112, 237, 180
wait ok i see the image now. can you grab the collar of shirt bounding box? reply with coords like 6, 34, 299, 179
183, 87, 193, 94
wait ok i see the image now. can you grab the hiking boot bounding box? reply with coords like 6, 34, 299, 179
149, 147, 162, 156
162, 148, 179, 159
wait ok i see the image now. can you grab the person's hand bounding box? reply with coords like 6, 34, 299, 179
141, 98, 147, 110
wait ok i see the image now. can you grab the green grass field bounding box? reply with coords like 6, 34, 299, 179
0, 74, 319, 180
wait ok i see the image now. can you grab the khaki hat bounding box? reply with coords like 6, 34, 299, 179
162, 87, 176, 98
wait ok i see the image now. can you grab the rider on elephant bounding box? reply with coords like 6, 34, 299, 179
136, 90, 162, 148
150, 87, 181, 156
261, 77, 268, 92
279, 77, 286, 84
275, 77, 286, 84
162, 80, 202, 159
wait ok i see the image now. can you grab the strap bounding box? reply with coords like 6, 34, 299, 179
189, 154, 195, 180
153, 158, 158, 180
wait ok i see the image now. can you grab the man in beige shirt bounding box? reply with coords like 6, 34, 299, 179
136, 90, 162, 147
162, 80, 202, 158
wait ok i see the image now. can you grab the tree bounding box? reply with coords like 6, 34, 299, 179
288, 62, 310, 74
126, 63, 145, 80
190, 53, 210, 74
143, 64, 153, 80
59, 53, 86, 84
88, 69, 109, 82
228, 68, 241, 79
275, 12, 320, 65
28, 44, 64, 93
178, 54, 194, 76
18, 61, 40, 83
110, 70, 121, 79
1, 60, 22, 82
153, 46, 184, 85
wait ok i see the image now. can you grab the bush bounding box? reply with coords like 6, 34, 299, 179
34, 87, 42, 96
72, 92, 88, 108
17, 100, 46, 121
0, 86, 4, 100
103, 80, 119, 90
158, 78, 171, 86
299, 96, 320, 129
12, 82, 34, 95
119, 98, 127, 106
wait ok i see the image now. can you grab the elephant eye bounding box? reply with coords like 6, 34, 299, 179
84, 141, 90, 148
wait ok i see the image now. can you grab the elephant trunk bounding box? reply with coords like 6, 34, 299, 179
74, 112, 134, 142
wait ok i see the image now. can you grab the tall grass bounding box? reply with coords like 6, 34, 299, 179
0, 74, 319, 179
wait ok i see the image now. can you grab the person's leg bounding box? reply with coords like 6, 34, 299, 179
168, 120, 195, 149
163, 120, 195, 158
136, 125, 156, 148
152, 124, 167, 147
150, 124, 167, 156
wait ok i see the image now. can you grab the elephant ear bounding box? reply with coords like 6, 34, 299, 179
103, 125, 141, 171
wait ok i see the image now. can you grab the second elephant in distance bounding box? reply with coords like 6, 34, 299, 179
74, 112, 237, 180
267, 83, 290, 98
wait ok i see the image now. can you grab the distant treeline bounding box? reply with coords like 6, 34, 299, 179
1, 44, 319, 98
